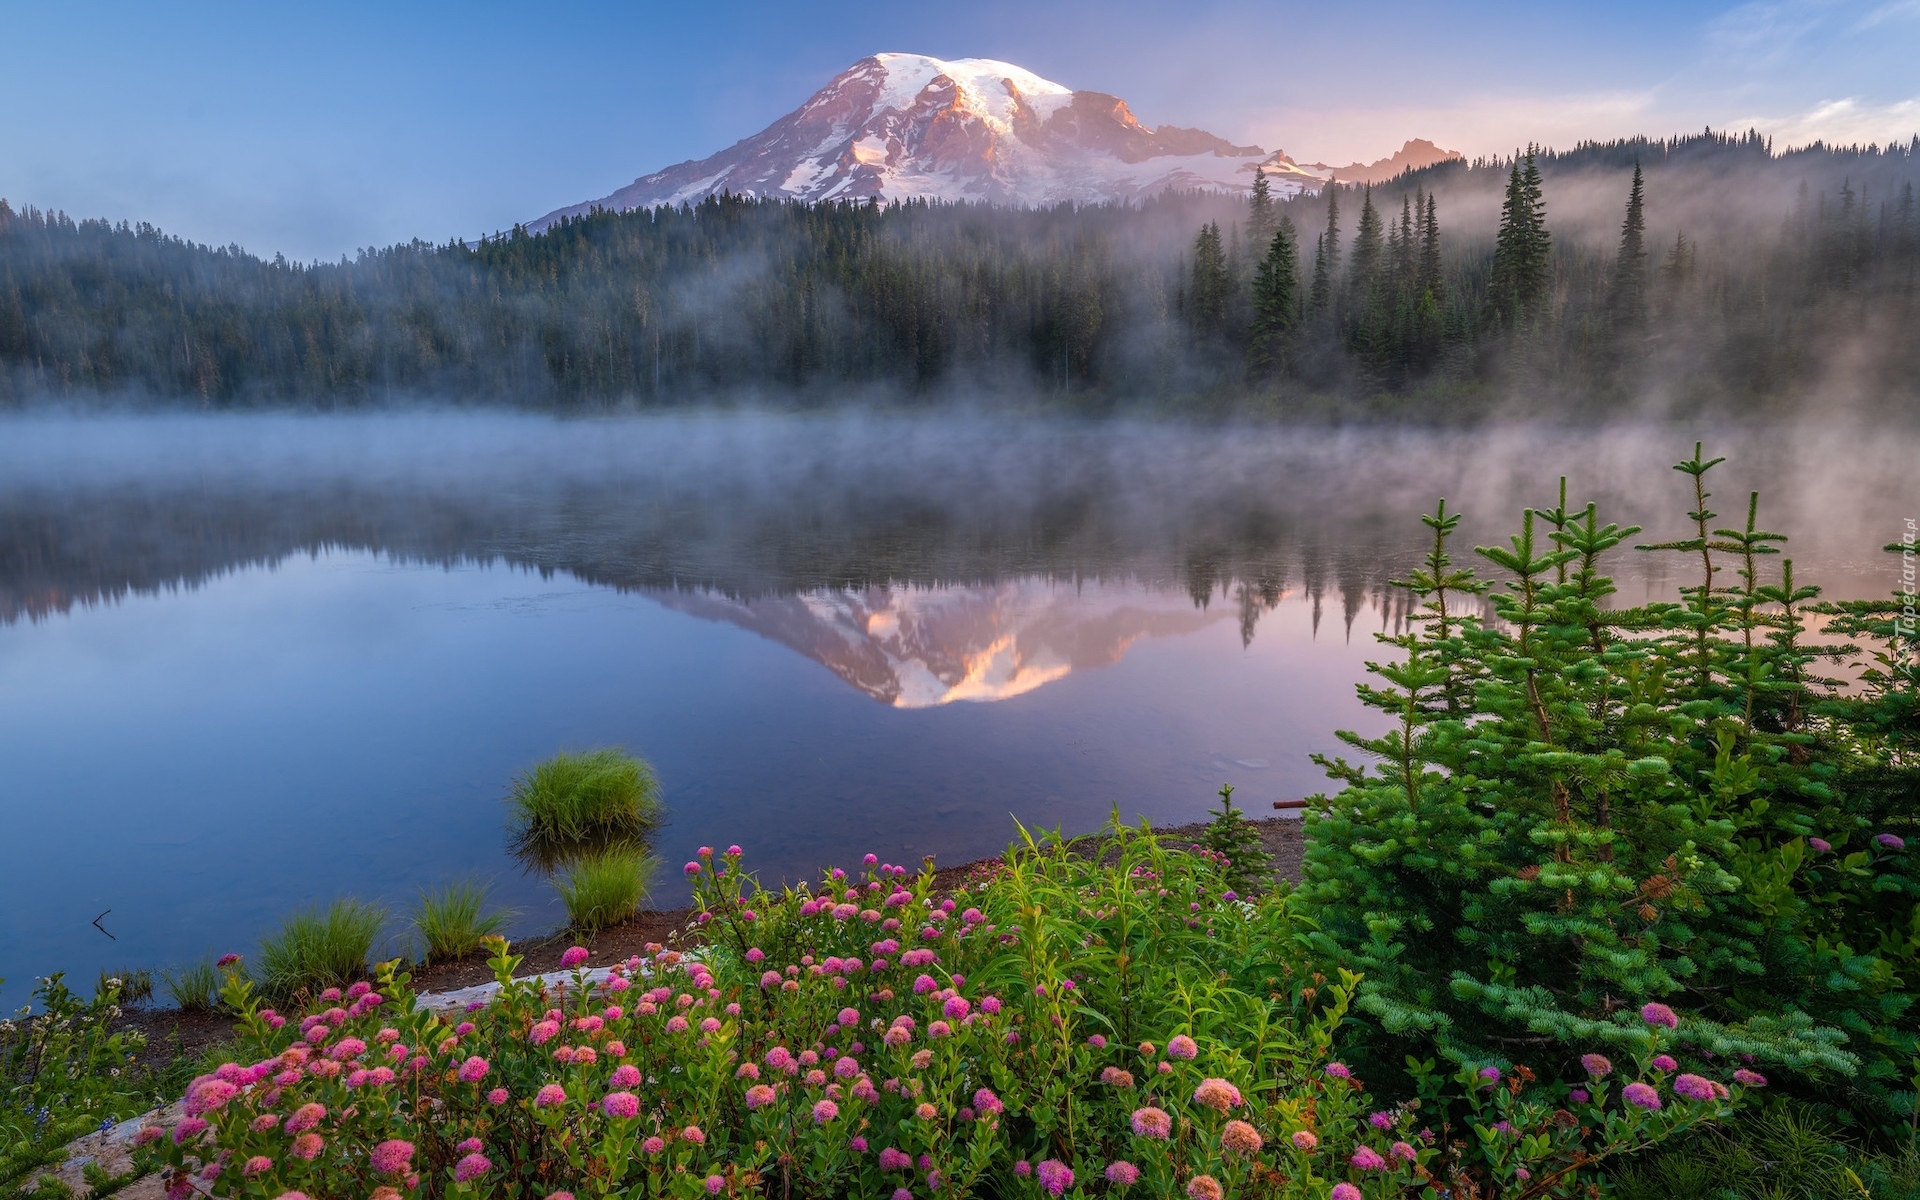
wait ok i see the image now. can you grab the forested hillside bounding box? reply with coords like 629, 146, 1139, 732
1, 130, 1915, 414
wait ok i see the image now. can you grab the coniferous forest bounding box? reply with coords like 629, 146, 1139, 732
2, 130, 1917, 416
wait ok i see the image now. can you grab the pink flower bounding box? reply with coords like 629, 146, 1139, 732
1733, 1069, 1768, 1087
1878, 833, 1906, 850
744, 1084, 777, 1109
1323, 1062, 1352, 1078
1478, 1065, 1501, 1083
602, 1091, 640, 1118
666, 1016, 690, 1033
1809, 838, 1832, 852
1291, 1130, 1319, 1151
1622, 1082, 1662, 1110
535, 1084, 567, 1108
487, 1087, 508, 1105
1392, 1141, 1417, 1161
290, 1133, 323, 1160
1013, 1161, 1031, 1177
1192, 1077, 1242, 1112
330, 1037, 368, 1062
530, 1020, 560, 1045
454, 1153, 490, 1182
878, 1148, 912, 1171
1351, 1146, 1387, 1170
812, 1099, 839, 1124
284, 1103, 326, 1134
684, 861, 702, 876
642, 1137, 665, 1154
705, 1176, 724, 1196
1167, 1034, 1198, 1060
850, 1137, 869, 1152
973, 1087, 1004, 1114
1651, 1054, 1678, 1072
1221, 1119, 1263, 1154
242, 1156, 273, 1177
1185, 1176, 1223, 1200
682, 1125, 706, 1144
1036, 1160, 1074, 1196
1581, 1053, 1613, 1077
943, 996, 971, 1019
371, 1140, 415, 1174
1105, 1161, 1140, 1186
1131, 1106, 1172, 1138
457, 1138, 483, 1154
1332, 1186, 1364, 1200
1570, 1088, 1590, 1102
1673, 1074, 1716, 1101
458, 1056, 489, 1083
1640, 1002, 1679, 1029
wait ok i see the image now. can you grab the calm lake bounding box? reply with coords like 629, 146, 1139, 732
0, 412, 1908, 1004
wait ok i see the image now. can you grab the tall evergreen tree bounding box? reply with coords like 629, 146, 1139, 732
1347, 185, 1384, 309
1189, 220, 1231, 337
1248, 219, 1300, 377
1486, 147, 1551, 326
1608, 162, 1649, 328
1308, 232, 1332, 314
1247, 168, 1277, 252
1319, 188, 1342, 305
1392, 195, 1417, 299
1416, 192, 1443, 302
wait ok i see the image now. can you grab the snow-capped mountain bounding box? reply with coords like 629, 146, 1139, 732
531, 53, 1327, 228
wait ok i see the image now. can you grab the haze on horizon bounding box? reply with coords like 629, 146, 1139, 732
2, 0, 1917, 261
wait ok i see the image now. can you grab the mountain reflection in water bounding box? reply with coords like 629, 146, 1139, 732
0, 412, 1909, 1004
657, 581, 1239, 707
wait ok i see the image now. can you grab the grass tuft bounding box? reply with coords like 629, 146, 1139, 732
553, 848, 656, 934
507, 749, 661, 867
161, 959, 219, 1012
256, 899, 387, 1003
412, 880, 513, 964
97, 967, 154, 1005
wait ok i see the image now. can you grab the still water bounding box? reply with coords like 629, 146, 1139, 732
0, 413, 1907, 1004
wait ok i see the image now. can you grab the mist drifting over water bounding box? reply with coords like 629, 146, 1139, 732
0, 411, 1910, 1002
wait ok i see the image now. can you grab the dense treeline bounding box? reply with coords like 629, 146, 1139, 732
1, 129, 1917, 413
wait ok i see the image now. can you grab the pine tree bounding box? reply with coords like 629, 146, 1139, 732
1247, 168, 1276, 253
1316, 188, 1342, 313
1189, 220, 1230, 338
1485, 147, 1551, 327
1416, 192, 1443, 302
1348, 185, 1384, 309
1392, 194, 1417, 300
1308, 232, 1332, 314
1609, 162, 1649, 328
1248, 219, 1299, 378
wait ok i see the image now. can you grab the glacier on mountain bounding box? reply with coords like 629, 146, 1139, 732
531, 53, 1330, 228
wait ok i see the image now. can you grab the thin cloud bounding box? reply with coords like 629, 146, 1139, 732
1734, 95, 1920, 147
1253, 91, 1663, 167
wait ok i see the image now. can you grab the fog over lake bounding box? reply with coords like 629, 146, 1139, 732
0, 412, 1908, 1002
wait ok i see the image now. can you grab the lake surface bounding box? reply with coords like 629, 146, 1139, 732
0, 412, 1909, 1005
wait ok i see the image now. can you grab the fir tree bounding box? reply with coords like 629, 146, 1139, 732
1609, 162, 1649, 328
1308, 232, 1332, 315
1347, 185, 1384, 309
1247, 168, 1276, 253
1189, 220, 1231, 338
1247, 219, 1299, 378
1416, 192, 1443, 302
1486, 147, 1551, 327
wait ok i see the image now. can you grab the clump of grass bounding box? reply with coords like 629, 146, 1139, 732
97, 967, 154, 1005
553, 848, 656, 934
161, 959, 220, 1012
508, 749, 661, 867
412, 880, 513, 964
256, 899, 387, 1003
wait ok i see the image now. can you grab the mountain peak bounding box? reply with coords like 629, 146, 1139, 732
531, 54, 1307, 227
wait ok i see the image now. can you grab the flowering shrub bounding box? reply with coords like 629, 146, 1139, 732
156, 826, 1761, 1198
2, 974, 156, 1184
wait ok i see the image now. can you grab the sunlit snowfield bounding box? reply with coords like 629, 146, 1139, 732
0, 412, 1908, 1002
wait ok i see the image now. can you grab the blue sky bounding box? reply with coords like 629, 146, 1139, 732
3, 0, 1916, 260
